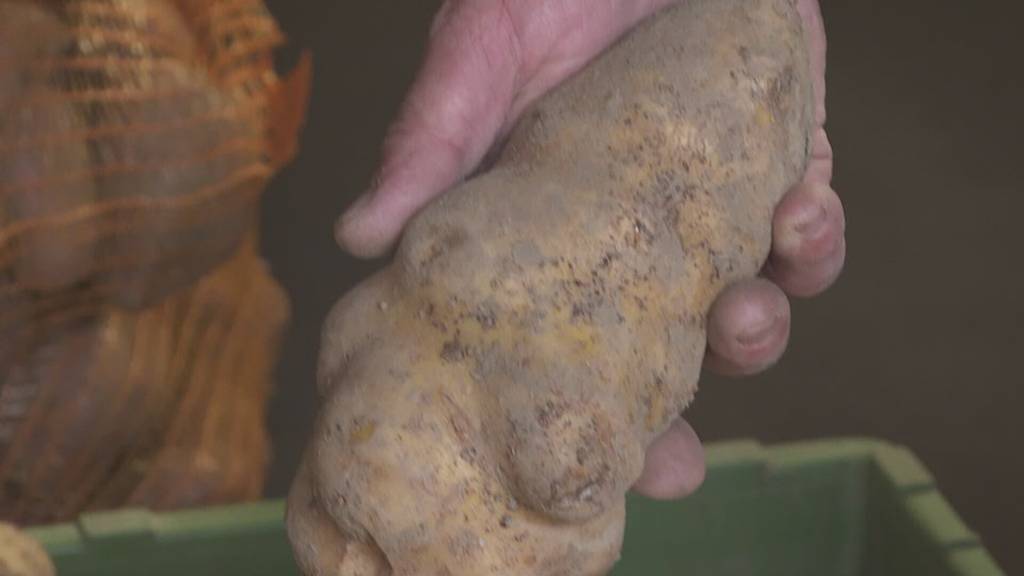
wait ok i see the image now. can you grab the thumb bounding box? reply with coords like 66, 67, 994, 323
336, 1, 523, 258
337, 0, 673, 259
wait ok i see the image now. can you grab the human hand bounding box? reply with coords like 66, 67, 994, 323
336, 0, 845, 501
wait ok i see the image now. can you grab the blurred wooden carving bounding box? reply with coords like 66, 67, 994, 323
0, 0, 310, 523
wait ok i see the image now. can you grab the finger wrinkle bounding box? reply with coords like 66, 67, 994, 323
389, 6, 523, 178
497, 0, 526, 81
803, 128, 832, 184
435, 0, 524, 83
379, 122, 466, 194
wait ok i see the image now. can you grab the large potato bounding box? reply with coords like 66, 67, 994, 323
288, 0, 814, 574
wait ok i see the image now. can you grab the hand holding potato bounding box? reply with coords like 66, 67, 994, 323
336, 0, 845, 501
289, 0, 844, 574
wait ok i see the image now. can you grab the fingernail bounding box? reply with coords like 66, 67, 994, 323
736, 316, 779, 347
793, 201, 827, 238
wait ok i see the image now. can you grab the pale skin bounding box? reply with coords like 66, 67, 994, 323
337, 0, 845, 501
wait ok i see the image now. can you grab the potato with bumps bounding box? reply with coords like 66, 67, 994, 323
287, 0, 815, 574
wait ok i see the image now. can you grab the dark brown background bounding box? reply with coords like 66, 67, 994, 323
258, 1, 1021, 572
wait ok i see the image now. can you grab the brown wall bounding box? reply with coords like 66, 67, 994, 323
260, 1, 1021, 572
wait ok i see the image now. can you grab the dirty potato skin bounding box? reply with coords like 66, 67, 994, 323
287, 0, 815, 574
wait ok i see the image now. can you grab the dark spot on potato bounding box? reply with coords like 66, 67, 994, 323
764, 66, 796, 116
441, 338, 469, 363
473, 305, 497, 330
536, 400, 567, 429
409, 226, 469, 274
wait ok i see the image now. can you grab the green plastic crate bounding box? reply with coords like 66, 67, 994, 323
28, 438, 1004, 575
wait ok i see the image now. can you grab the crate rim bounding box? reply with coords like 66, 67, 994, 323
26, 436, 1005, 576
